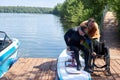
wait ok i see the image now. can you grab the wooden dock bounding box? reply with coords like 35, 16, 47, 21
0, 58, 120, 80
1, 58, 57, 80
91, 58, 120, 80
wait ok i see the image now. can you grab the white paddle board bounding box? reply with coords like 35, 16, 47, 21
57, 49, 91, 80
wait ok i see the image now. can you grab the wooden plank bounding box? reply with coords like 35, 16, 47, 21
33, 58, 57, 80
97, 58, 108, 80
37, 58, 48, 80
48, 58, 57, 80
92, 58, 107, 80
111, 59, 120, 80
43, 58, 53, 80
14, 58, 33, 80
17, 58, 38, 80
3, 58, 120, 80
100, 58, 114, 80
39, 58, 56, 80
4, 58, 30, 80
28, 58, 44, 80
34, 58, 46, 80
1, 58, 57, 80
39, 58, 49, 80
91, 58, 116, 80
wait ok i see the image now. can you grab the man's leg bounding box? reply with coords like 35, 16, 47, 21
70, 46, 81, 70
92, 39, 99, 53
79, 45, 93, 73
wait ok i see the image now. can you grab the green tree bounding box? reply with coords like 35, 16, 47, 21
52, 4, 62, 15
108, 0, 120, 25
60, 0, 89, 24
53, 0, 110, 25
81, 0, 108, 24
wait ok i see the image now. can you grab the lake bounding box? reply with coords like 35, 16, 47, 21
0, 13, 68, 58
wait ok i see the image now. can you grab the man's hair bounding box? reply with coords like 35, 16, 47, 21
78, 26, 87, 33
88, 18, 95, 23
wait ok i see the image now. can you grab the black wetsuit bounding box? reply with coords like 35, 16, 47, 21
64, 27, 92, 69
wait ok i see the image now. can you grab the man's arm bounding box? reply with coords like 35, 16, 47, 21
84, 34, 94, 53
64, 28, 73, 46
80, 20, 88, 26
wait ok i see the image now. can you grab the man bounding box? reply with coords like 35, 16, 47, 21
64, 26, 93, 73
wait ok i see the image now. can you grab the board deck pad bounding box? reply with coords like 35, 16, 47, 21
65, 59, 76, 67
65, 61, 82, 74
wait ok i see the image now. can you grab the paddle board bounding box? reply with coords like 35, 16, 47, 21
57, 49, 91, 80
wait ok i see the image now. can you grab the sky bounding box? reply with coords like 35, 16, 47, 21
0, 0, 65, 8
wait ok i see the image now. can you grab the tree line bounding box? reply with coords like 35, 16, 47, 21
1, 1, 120, 27
0, 6, 53, 13
52, 0, 120, 26
108, 0, 120, 26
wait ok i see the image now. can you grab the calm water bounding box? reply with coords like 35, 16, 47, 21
0, 13, 66, 58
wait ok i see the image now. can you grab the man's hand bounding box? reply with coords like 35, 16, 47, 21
67, 46, 70, 51
80, 40, 84, 44
68, 38, 71, 42
92, 52, 96, 56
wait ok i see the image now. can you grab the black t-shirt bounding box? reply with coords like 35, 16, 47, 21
64, 27, 85, 46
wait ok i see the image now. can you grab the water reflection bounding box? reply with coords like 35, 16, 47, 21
0, 13, 67, 58
60, 20, 78, 32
